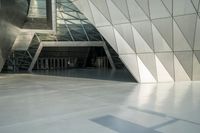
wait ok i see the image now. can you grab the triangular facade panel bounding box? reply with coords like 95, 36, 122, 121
133, 21, 154, 51
89, 0, 112, 23
194, 17, 200, 50
173, 0, 196, 16
174, 14, 197, 49
114, 23, 136, 52
97, 26, 118, 52
161, 0, 173, 14
173, 21, 192, 51
138, 53, 158, 81
127, 0, 148, 22
111, 0, 130, 20
71, 0, 200, 83
174, 55, 191, 81
89, 1, 111, 27
106, 0, 129, 24
149, 0, 170, 19
155, 55, 174, 82
132, 26, 153, 53
175, 51, 193, 80
194, 51, 200, 63
73, 0, 95, 24
135, 0, 150, 17
114, 29, 135, 54
193, 53, 200, 80
152, 24, 172, 52
156, 52, 174, 79
152, 17, 173, 49
191, 0, 200, 11
137, 56, 157, 83
120, 54, 141, 82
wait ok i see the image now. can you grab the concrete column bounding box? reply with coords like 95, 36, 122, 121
59, 58, 61, 69
53, 58, 56, 69
56, 58, 60, 69
41, 58, 45, 69
36, 60, 39, 70
45, 58, 49, 69
63, 58, 65, 69
65, 58, 68, 69
50, 58, 53, 70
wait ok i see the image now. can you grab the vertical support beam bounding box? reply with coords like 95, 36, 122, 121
57, 58, 60, 69
28, 43, 43, 72
45, 58, 49, 69
46, 0, 56, 32
53, 58, 56, 69
46, 0, 52, 28
103, 43, 116, 70
83, 48, 90, 67
65, 58, 68, 68
41, 58, 44, 69
50, 58, 53, 70
51, 0, 56, 32
77, 12, 90, 41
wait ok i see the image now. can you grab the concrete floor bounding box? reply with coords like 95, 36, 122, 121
33, 69, 136, 82
0, 74, 200, 133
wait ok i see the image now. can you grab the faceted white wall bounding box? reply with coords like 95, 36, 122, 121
71, 0, 200, 83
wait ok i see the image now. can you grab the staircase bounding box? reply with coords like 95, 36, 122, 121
2, 35, 40, 72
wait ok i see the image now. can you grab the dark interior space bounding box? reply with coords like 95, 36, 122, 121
32, 46, 136, 82
33, 46, 111, 70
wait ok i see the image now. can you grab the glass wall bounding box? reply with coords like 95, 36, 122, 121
28, 0, 46, 18
56, 0, 102, 41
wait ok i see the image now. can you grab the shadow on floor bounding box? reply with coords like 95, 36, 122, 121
33, 69, 137, 82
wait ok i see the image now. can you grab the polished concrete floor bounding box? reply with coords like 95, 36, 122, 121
33, 69, 136, 82
0, 74, 200, 133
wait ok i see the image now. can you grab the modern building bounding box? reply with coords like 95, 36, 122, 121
0, 0, 200, 133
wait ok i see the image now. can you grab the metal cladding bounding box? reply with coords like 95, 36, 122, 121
0, 0, 28, 71
70, 0, 200, 83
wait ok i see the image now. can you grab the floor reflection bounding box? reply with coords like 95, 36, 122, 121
0, 74, 200, 133
125, 82, 200, 124
33, 69, 136, 82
